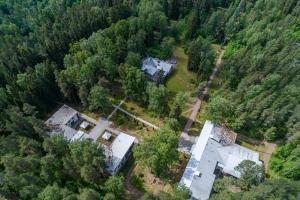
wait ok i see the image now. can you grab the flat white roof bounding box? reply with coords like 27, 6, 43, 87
102, 131, 112, 140
106, 132, 136, 173
71, 130, 89, 141
80, 121, 89, 129
219, 144, 261, 178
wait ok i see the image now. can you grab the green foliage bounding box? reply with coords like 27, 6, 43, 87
104, 176, 125, 199
212, 178, 299, 200
235, 160, 265, 190
78, 188, 101, 200
131, 174, 145, 191
207, 96, 234, 124
122, 64, 147, 102
147, 39, 175, 60
169, 92, 188, 119
146, 83, 169, 116
5, 104, 44, 139
37, 184, 72, 200
187, 37, 215, 80
213, 176, 237, 193
165, 118, 181, 132
0, 135, 108, 199
1, 0, 300, 198
201, 0, 300, 145
269, 142, 300, 180
223, 41, 242, 59
88, 85, 112, 113
125, 52, 142, 68
238, 179, 299, 200
134, 127, 179, 177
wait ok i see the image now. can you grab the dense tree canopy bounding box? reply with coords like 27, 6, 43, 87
0, 0, 299, 199
187, 37, 215, 80
133, 126, 179, 177
0, 135, 108, 199
146, 83, 169, 116
211, 178, 299, 200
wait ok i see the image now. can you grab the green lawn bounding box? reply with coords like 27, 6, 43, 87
166, 47, 197, 93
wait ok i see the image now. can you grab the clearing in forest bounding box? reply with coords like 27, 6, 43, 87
166, 47, 197, 93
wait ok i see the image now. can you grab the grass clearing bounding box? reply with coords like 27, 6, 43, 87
166, 47, 197, 93
122, 101, 165, 127
110, 110, 156, 141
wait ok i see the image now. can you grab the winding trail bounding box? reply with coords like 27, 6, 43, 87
178, 50, 225, 153
125, 162, 144, 199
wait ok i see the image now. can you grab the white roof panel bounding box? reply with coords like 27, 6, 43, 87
80, 121, 89, 129
102, 131, 112, 140
106, 133, 136, 173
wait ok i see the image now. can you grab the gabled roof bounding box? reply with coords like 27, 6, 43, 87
142, 57, 174, 77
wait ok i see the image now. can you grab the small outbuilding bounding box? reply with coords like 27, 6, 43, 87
102, 131, 112, 141
80, 121, 89, 129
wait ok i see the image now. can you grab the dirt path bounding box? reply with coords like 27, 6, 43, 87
112, 104, 160, 130
107, 96, 128, 120
178, 50, 225, 153
125, 163, 144, 199
262, 142, 277, 169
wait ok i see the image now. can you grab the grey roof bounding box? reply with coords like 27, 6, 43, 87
45, 105, 79, 140
71, 130, 89, 141
180, 121, 261, 200
142, 57, 174, 77
105, 132, 136, 174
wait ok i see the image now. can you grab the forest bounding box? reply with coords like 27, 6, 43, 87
0, 0, 299, 199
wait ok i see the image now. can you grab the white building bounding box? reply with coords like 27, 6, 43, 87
142, 57, 175, 81
103, 133, 136, 175
46, 105, 137, 175
45, 105, 81, 140
180, 121, 262, 200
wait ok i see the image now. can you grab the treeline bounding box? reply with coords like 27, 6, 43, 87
188, 0, 300, 180
56, 0, 191, 120
0, 134, 127, 200
210, 160, 299, 200
0, 0, 198, 199
0, 0, 133, 127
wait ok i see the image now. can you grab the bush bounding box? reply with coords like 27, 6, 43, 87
131, 174, 145, 191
